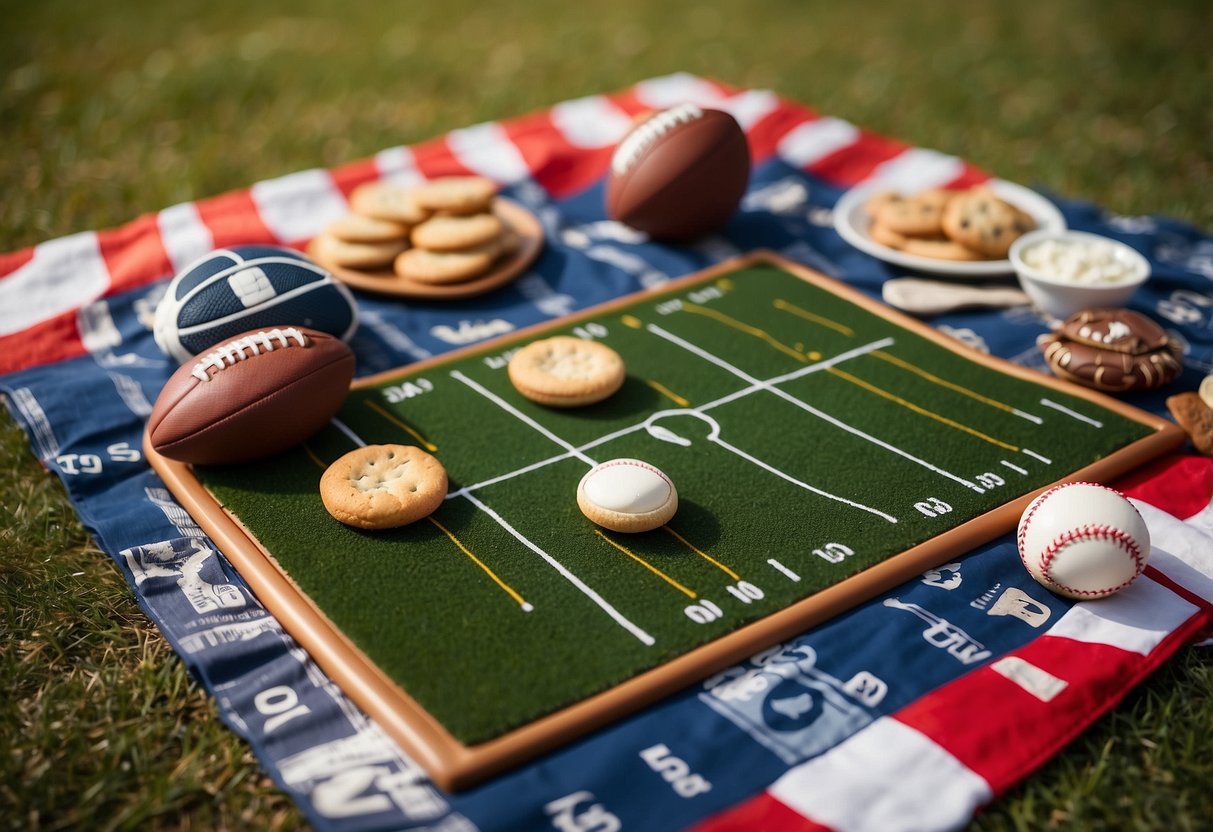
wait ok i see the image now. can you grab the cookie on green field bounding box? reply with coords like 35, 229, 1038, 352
411, 176, 497, 215
320, 444, 448, 529
349, 182, 431, 225
326, 213, 411, 244
507, 336, 626, 408
411, 212, 504, 252
312, 232, 408, 270
577, 458, 678, 533
394, 242, 499, 284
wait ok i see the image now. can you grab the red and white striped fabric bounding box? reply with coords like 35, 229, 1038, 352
0, 72, 990, 377
697, 455, 1213, 832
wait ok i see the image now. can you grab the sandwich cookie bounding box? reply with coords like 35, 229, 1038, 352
577, 458, 677, 533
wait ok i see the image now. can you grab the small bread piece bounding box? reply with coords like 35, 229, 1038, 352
899, 236, 985, 261
320, 444, 448, 529
411, 176, 498, 215
313, 232, 408, 270
874, 189, 952, 237
411, 212, 504, 252
349, 182, 431, 225
394, 243, 498, 284
508, 336, 626, 407
1167, 392, 1213, 456
326, 213, 411, 243
577, 458, 678, 533
942, 188, 1035, 258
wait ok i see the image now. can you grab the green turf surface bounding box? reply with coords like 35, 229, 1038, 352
197, 261, 1156, 743
4, 0, 1211, 827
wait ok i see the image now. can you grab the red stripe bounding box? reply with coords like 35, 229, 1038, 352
894, 615, 1208, 796
0, 311, 86, 375
1116, 454, 1213, 521
500, 110, 613, 198
805, 132, 908, 186
0, 245, 35, 279
96, 213, 174, 295
328, 157, 380, 201
411, 136, 476, 180
194, 189, 277, 248
744, 102, 818, 166
943, 162, 993, 189
693, 791, 830, 832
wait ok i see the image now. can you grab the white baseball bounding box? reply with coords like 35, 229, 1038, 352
1016, 482, 1149, 600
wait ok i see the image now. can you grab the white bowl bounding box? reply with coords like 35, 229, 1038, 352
1009, 229, 1150, 320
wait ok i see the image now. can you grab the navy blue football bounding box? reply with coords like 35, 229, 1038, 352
153, 245, 358, 362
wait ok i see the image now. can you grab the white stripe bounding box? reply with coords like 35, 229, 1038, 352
767, 558, 801, 581
1131, 500, 1213, 602
715, 88, 781, 130
7, 387, 59, 460
1047, 570, 1197, 656
446, 121, 530, 184
550, 95, 633, 148
990, 656, 1068, 702
857, 147, 967, 193
633, 72, 726, 108
776, 117, 861, 168
769, 716, 992, 832
1022, 448, 1052, 464
1000, 460, 1029, 475
157, 201, 214, 275
0, 231, 110, 336
250, 168, 347, 244
461, 491, 655, 646
373, 146, 427, 187
330, 418, 366, 448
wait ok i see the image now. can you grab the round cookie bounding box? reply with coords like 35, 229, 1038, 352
411, 176, 497, 215
899, 236, 984, 261
508, 336, 626, 408
320, 444, 448, 529
942, 188, 1035, 258
326, 213, 411, 243
1201, 374, 1213, 409
577, 458, 678, 533
350, 182, 431, 225
867, 221, 909, 251
313, 233, 409, 270
873, 189, 952, 237
394, 243, 498, 284
1038, 308, 1183, 392
411, 212, 504, 252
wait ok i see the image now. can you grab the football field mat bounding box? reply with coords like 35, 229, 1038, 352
147, 252, 1183, 790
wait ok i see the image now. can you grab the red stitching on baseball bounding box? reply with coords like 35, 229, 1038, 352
1039, 522, 1144, 596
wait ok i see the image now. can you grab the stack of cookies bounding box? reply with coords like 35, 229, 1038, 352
313, 175, 519, 285
865, 185, 1036, 261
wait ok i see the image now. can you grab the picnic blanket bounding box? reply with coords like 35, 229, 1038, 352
3, 73, 1212, 831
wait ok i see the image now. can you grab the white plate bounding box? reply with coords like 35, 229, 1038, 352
833, 179, 1066, 277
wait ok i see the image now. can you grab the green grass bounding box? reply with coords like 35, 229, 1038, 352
2, 0, 1211, 828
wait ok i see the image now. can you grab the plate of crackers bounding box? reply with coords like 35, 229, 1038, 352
308, 176, 544, 299
834, 180, 1066, 276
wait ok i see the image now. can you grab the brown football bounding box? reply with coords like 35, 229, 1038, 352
147, 326, 355, 465
605, 105, 750, 241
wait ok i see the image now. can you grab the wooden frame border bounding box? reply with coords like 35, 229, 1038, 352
145, 250, 1184, 790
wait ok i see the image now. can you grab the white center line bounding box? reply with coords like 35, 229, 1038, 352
1040, 398, 1104, 428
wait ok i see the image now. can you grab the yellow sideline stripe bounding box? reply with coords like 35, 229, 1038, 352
773, 298, 855, 337
871, 350, 1020, 414
429, 517, 532, 611
663, 526, 740, 581
595, 530, 697, 599
681, 301, 812, 363
827, 367, 1020, 452
365, 400, 438, 452
645, 378, 690, 407
302, 443, 328, 471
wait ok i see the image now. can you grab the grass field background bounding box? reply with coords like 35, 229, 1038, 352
2, 0, 1211, 828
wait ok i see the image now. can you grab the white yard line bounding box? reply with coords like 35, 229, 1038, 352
1039, 398, 1104, 428
460, 491, 655, 646
646, 324, 984, 494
